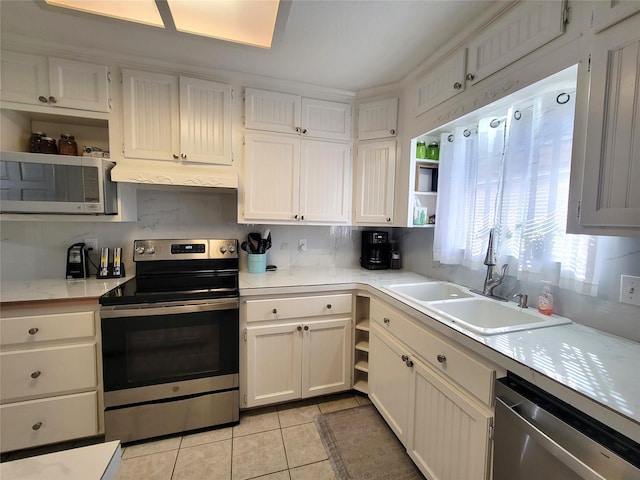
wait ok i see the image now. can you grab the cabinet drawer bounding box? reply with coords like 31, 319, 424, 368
0, 391, 98, 453
1, 344, 97, 402
246, 294, 352, 322
0, 311, 95, 346
371, 298, 495, 406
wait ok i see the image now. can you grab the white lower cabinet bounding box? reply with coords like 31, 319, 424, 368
0, 301, 101, 453
369, 298, 498, 480
243, 294, 352, 408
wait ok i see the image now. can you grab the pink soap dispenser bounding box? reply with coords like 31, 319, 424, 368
538, 282, 553, 316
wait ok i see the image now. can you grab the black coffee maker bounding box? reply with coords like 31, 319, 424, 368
360, 231, 390, 270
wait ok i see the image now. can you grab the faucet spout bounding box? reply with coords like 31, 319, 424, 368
482, 263, 509, 297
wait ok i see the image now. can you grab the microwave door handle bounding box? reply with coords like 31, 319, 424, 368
495, 398, 606, 480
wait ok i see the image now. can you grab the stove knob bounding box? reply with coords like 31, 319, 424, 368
219, 246, 227, 253
135, 246, 145, 254
146, 246, 155, 254
228, 244, 236, 253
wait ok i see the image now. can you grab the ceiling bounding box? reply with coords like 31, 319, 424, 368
0, 0, 497, 92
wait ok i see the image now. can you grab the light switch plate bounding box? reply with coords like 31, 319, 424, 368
619, 275, 640, 306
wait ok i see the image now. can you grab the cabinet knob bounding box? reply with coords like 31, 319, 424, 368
173, 154, 179, 159
401, 354, 409, 362
301, 215, 304, 220
386, 218, 391, 222
181, 153, 187, 160
453, 82, 462, 90
390, 129, 396, 135
38, 95, 48, 103
294, 215, 298, 220
31, 370, 41, 379
297, 325, 302, 331
48, 96, 57, 104
32, 422, 43, 431
295, 127, 301, 133
326, 304, 332, 309
437, 354, 446, 363
272, 308, 277, 314
304, 325, 309, 331
28, 327, 39, 335
466, 73, 475, 81
383, 317, 390, 324
405, 359, 414, 368
302, 128, 307, 134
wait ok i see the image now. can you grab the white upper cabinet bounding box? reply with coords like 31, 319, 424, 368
354, 140, 396, 225
242, 132, 351, 224
245, 88, 352, 141
579, 13, 640, 229
414, 50, 467, 117
357, 98, 398, 140
466, 0, 566, 86
122, 69, 232, 165
1, 51, 109, 113
593, 0, 640, 33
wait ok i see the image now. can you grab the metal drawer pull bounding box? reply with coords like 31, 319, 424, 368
272, 308, 277, 314
48, 96, 57, 104
28, 327, 39, 335
32, 422, 42, 431
453, 82, 462, 89
304, 325, 309, 331
466, 73, 475, 81
383, 317, 390, 324
405, 359, 414, 368
327, 304, 332, 309
437, 354, 446, 363
297, 325, 302, 331
401, 354, 409, 362
31, 371, 41, 379
38, 95, 48, 103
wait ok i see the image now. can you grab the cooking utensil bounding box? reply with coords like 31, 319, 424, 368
241, 241, 249, 252
248, 232, 262, 253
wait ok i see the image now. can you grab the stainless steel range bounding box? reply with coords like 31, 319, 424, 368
99, 239, 240, 443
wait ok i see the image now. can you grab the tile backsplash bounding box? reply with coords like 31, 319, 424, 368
1, 189, 638, 342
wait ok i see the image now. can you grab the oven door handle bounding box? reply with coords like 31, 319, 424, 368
100, 298, 239, 318
495, 397, 607, 480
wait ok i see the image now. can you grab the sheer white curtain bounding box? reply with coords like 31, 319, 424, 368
434, 88, 600, 294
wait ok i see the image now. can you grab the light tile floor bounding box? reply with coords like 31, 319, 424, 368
116, 392, 371, 480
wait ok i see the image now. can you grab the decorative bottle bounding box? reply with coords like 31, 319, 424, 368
538, 282, 553, 316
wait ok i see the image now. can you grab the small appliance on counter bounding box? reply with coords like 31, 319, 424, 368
360, 231, 390, 270
66, 242, 89, 279
96, 247, 126, 279
390, 241, 402, 269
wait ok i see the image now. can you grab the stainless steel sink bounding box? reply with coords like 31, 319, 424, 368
384, 282, 472, 302
427, 297, 571, 335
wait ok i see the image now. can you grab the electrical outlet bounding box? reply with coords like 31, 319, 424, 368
620, 275, 640, 307
84, 238, 98, 252
299, 238, 307, 252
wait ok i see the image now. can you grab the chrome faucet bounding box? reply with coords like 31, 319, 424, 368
474, 228, 509, 300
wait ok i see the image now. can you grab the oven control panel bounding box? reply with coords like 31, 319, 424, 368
133, 239, 238, 261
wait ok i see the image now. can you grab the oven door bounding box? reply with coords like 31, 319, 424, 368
101, 299, 239, 395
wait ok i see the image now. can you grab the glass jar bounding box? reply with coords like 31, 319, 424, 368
58, 133, 78, 156
39, 137, 58, 154
426, 141, 439, 160
416, 141, 427, 159
29, 132, 46, 153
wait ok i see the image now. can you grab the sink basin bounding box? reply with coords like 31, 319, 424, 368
384, 282, 472, 302
428, 297, 572, 335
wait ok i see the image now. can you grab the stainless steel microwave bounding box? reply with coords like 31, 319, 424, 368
0, 153, 118, 214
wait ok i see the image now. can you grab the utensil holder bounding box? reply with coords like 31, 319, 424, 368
247, 253, 267, 273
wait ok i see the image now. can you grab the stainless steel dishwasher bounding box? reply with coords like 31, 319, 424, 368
494, 373, 640, 480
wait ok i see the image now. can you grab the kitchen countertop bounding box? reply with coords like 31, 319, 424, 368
1, 267, 638, 443
0, 440, 121, 479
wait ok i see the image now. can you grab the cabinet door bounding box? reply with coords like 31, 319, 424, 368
299, 140, 351, 223
302, 318, 351, 398
407, 358, 492, 480
0, 51, 49, 106
467, 1, 565, 85
593, 1, 640, 33
414, 50, 466, 117
580, 15, 640, 228
301, 98, 352, 141
48, 57, 109, 112
179, 77, 232, 165
358, 98, 398, 140
244, 88, 301, 135
245, 322, 302, 407
122, 69, 180, 161
243, 132, 300, 221
354, 140, 396, 224
369, 325, 411, 443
